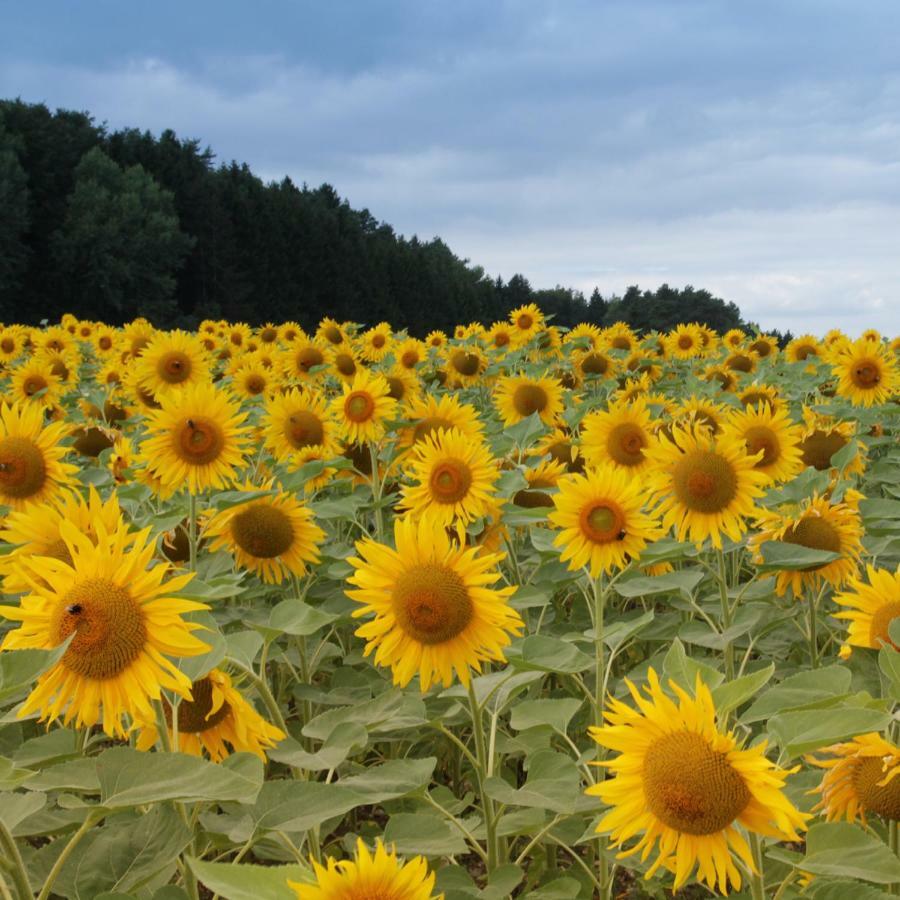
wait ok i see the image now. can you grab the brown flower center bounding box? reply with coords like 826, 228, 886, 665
749, 339, 773, 357
23, 375, 48, 397
157, 350, 192, 384
260, 327, 279, 343
853, 757, 900, 821
167, 676, 232, 733
334, 353, 357, 377
429, 459, 472, 504
296, 347, 325, 373
672, 450, 738, 513
1, 338, 16, 354
580, 352, 610, 375
393, 563, 473, 645
794, 344, 817, 360
400, 350, 419, 368
230, 504, 294, 558
580, 501, 625, 544
852, 361, 881, 389
782, 516, 842, 567
345, 392, 375, 423
607, 423, 647, 467
678, 335, 694, 350
513, 384, 549, 417
243, 373, 267, 395
450, 350, 481, 377
727, 353, 754, 372
386, 377, 406, 401
286, 411, 324, 449
611, 336, 632, 351
176, 417, 226, 465
517, 313, 534, 330
322, 325, 343, 345
800, 429, 848, 470
743, 426, 779, 468
0, 436, 48, 500
412, 416, 454, 445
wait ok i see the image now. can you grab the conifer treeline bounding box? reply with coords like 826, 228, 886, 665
1, 99, 753, 337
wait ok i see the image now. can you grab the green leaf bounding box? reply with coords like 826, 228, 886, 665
383, 813, 468, 856
712, 665, 775, 717
176, 618, 226, 683
601, 610, 654, 650
188, 858, 311, 900
528, 877, 582, 900
615, 569, 704, 599
339, 757, 437, 801
769, 707, 892, 759
742, 666, 852, 723
509, 699, 582, 735
663, 638, 724, 691
808, 884, 894, 900
757, 540, 841, 571
0, 790, 45, 831
268, 723, 368, 771
96, 748, 263, 807
302, 691, 426, 741
224, 631, 264, 670
485, 750, 582, 814
25, 757, 99, 793
506, 635, 593, 673
803, 821, 900, 883
879, 644, 900, 701
0, 640, 73, 704
266, 599, 338, 637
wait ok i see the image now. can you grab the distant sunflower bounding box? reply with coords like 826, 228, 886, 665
289, 838, 441, 900
588, 668, 807, 895
508, 303, 544, 343
231, 359, 274, 400
135, 330, 211, 398
330, 346, 361, 383
645, 423, 768, 548
512, 458, 568, 508
738, 383, 782, 412
399, 428, 498, 526
484, 321, 516, 353
136, 668, 285, 761
749, 494, 863, 597
139, 382, 252, 493
672, 396, 729, 436
444, 346, 487, 388
256, 322, 281, 345
724, 350, 759, 375
280, 338, 330, 383
532, 427, 584, 472
832, 565, 900, 656
703, 364, 739, 393
747, 334, 779, 360
723, 328, 746, 350
604, 323, 637, 353
566, 322, 603, 349
278, 321, 305, 343
549, 465, 661, 576
832, 337, 898, 407
808, 733, 900, 823
494, 373, 564, 426
0, 522, 208, 737
92, 325, 119, 356
580, 397, 653, 474
667, 323, 703, 359
347, 514, 522, 691
315, 317, 347, 346
331, 370, 397, 444
9, 358, 63, 408
359, 322, 393, 362
227, 322, 253, 349
425, 330, 447, 350
264, 387, 340, 462
786, 334, 822, 363
395, 337, 425, 370
0, 328, 24, 362
572, 348, 617, 383
204, 481, 325, 583
384, 365, 421, 406
722, 402, 804, 484
0, 401, 76, 509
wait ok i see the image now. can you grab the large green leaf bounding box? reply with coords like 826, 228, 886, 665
756, 540, 841, 571
0, 640, 72, 704
485, 751, 582, 814
768, 706, 891, 759
509, 698, 582, 735
0, 790, 45, 830
742, 665, 852, 723
188, 858, 311, 900
302, 690, 426, 741
803, 822, 900, 883
383, 812, 469, 856
615, 569, 704, 599
711, 664, 775, 717
506, 635, 593, 673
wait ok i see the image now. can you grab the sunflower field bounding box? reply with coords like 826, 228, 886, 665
1, 310, 899, 900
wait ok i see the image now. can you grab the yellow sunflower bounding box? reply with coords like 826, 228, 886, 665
346, 514, 522, 691
532, 427, 584, 473
394, 337, 425, 370
139, 382, 252, 494
9, 358, 64, 408
565, 323, 603, 349
549, 465, 661, 576
672, 396, 729, 436
425, 330, 447, 350
580, 397, 653, 474
722, 402, 804, 484
512, 458, 568, 508
508, 303, 545, 343
230, 359, 274, 400
0, 327, 25, 362
724, 349, 759, 375
330, 346, 361, 383
399, 428, 499, 526
808, 733, 900, 823
749, 494, 863, 597
396, 394, 485, 461
204, 481, 325, 583
666, 323, 703, 359
384, 365, 421, 407
645, 423, 768, 549
226, 322, 253, 349
278, 321, 305, 343
785, 334, 821, 363
832, 337, 898, 407
797, 407, 865, 475
572, 348, 617, 383
747, 334, 779, 360
280, 338, 330, 384
604, 323, 638, 354
494, 373, 564, 426
444, 345, 487, 388
315, 317, 347, 346
702, 365, 740, 393
0, 522, 208, 737
135, 330, 211, 398
263, 387, 340, 462
737, 383, 782, 412
256, 322, 281, 345
135, 668, 285, 761
484, 321, 516, 354
289, 838, 441, 900
331, 370, 397, 444
359, 322, 393, 362
0, 401, 76, 509
832, 565, 900, 656
588, 668, 807, 894
723, 328, 746, 350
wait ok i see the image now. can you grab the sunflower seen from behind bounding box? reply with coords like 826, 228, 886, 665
331, 370, 397, 445
588, 668, 807, 894
347, 515, 522, 691
139, 382, 251, 494
288, 838, 442, 900
0, 521, 208, 737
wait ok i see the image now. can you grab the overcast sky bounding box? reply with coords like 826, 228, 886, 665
3, 1, 899, 334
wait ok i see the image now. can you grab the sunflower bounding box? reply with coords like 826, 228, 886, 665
226, 322, 252, 349
623, 352, 662, 382
204, 481, 325, 583
738, 383, 782, 412
425, 330, 447, 350
832, 565, 900, 656
288, 444, 339, 493
484, 321, 516, 354
672, 396, 729, 436
346, 514, 522, 691
139, 382, 252, 494
384, 365, 421, 406
393, 337, 424, 370
645, 423, 769, 549
832, 337, 898, 407
722, 402, 804, 484
494, 373, 564, 426
747, 334, 779, 360
566, 322, 603, 349
786, 334, 821, 363
808, 733, 900, 823
92, 325, 120, 356
512, 458, 568, 508
615, 373, 658, 405
288, 838, 441, 900
580, 397, 653, 474
279, 321, 305, 343
723, 328, 746, 350
588, 668, 807, 895
359, 322, 393, 362
508, 303, 544, 343
9, 358, 64, 408
331, 370, 397, 445
572, 348, 617, 383
280, 338, 330, 384
263, 387, 340, 462
135, 668, 285, 761
256, 322, 280, 345
667, 323, 703, 359
724, 350, 759, 375
444, 346, 487, 388
315, 317, 347, 346
604, 323, 637, 354
695, 323, 719, 355
230, 359, 274, 400
108, 435, 134, 484
135, 330, 211, 398
0, 522, 208, 737
703, 365, 739, 393
532, 427, 584, 473
399, 428, 498, 526
549, 465, 661, 576
797, 407, 865, 475
0, 401, 76, 509
749, 494, 863, 597
122, 319, 156, 358
0, 327, 25, 362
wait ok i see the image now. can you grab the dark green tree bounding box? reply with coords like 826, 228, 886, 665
0, 119, 30, 313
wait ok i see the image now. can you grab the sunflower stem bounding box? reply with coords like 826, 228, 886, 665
0, 819, 32, 900
369, 442, 385, 541
466, 679, 499, 874
891, 819, 899, 894
36, 810, 102, 900
188, 491, 199, 572
807, 582, 826, 669
749, 832, 766, 900
591, 574, 613, 900
716, 549, 735, 681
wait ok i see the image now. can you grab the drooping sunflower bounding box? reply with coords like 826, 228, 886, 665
346, 514, 522, 691
0, 522, 208, 737
724, 349, 759, 375
9, 358, 64, 408
749, 494, 863, 597
135, 667, 285, 761
400, 428, 498, 526
832, 565, 900, 656
0, 401, 76, 510
508, 303, 545, 343
134, 329, 211, 398
549, 465, 661, 576
645, 423, 769, 549
288, 838, 441, 900
512, 457, 568, 508
139, 382, 252, 494
703, 364, 740, 393
808, 733, 900, 823
532, 426, 584, 472
722, 402, 805, 484
359, 322, 393, 362
330, 370, 397, 445
263, 387, 340, 462
588, 668, 807, 895
786, 334, 822, 363
831, 337, 898, 407
384, 365, 421, 407
580, 397, 653, 474
494, 373, 564, 426
666, 323, 703, 359
444, 345, 487, 388
204, 481, 325, 583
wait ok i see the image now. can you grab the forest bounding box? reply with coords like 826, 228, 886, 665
0, 99, 762, 338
